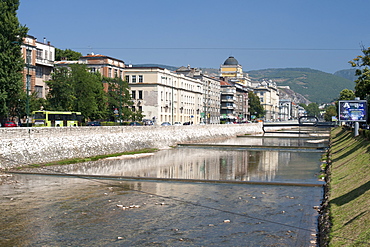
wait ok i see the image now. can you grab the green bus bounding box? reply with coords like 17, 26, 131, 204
32, 111, 83, 127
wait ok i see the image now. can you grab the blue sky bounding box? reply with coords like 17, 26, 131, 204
18, 0, 370, 73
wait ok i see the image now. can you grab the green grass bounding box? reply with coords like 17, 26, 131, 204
19, 148, 158, 169
328, 127, 370, 246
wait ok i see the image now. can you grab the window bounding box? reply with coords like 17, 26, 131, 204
138, 90, 143, 99
132, 106, 136, 112
26, 49, 32, 64
138, 75, 143, 82
132, 90, 136, 99
36, 49, 42, 60
138, 106, 142, 112
36, 66, 43, 78
125, 75, 129, 83
108, 68, 112, 77
132, 75, 136, 83
34, 86, 43, 98
90, 67, 96, 73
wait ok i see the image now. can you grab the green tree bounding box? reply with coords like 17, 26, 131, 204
248, 91, 265, 118
70, 64, 107, 120
46, 64, 108, 120
349, 47, 370, 99
338, 89, 355, 100
324, 105, 337, 122
106, 77, 133, 122
305, 102, 320, 117
55, 48, 82, 61
46, 67, 76, 111
0, 0, 28, 122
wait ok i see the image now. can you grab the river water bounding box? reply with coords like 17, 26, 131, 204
0, 131, 327, 246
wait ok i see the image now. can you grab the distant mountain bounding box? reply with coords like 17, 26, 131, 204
278, 87, 311, 105
247, 68, 355, 104
333, 69, 357, 82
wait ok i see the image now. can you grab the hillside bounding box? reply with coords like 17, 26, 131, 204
247, 68, 355, 104
334, 68, 357, 82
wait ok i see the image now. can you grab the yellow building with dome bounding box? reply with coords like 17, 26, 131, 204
219, 56, 251, 87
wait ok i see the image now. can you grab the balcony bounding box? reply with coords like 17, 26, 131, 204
36, 58, 54, 67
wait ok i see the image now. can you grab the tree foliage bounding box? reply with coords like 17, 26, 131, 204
248, 91, 265, 118
46, 64, 108, 120
338, 89, 355, 100
55, 48, 82, 61
324, 105, 337, 122
349, 47, 370, 100
0, 0, 28, 121
106, 77, 133, 121
46, 65, 134, 121
304, 102, 320, 117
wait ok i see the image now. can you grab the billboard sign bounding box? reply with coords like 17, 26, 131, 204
338, 100, 368, 122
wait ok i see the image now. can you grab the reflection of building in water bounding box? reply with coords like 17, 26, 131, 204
62, 148, 282, 182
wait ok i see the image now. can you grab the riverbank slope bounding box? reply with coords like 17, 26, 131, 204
324, 127, 370, 246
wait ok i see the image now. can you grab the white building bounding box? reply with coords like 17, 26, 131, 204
252, 80, 280, 121
124, 67, 203, 125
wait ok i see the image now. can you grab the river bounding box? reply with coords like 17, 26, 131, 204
0, 128, 328, 246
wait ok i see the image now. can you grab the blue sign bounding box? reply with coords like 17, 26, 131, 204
339, 100, 368, 122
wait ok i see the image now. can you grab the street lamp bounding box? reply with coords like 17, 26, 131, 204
25, 44, 30, 127
13, 40, 30, 127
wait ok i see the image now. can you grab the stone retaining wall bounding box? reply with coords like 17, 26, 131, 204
0, 124, 262, 169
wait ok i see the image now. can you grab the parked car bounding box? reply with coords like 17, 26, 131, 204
4, 121, 17, 127
173, 122, 182, 126
143, 119, 154, 126
161, 122, 171, 126
86, 121, 101, 126
129, 121, 142, 126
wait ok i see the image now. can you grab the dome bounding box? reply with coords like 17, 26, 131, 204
223, 56, 239, 65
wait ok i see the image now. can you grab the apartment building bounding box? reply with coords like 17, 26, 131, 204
21, 35, 55, 98
219, 56, 250, 121
175, 66, 221, 124
55, 53, 125, 92
220, 80, 249, 122
252, 80, 280, 121
124, 66, 203, 125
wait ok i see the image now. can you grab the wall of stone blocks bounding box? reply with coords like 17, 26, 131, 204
0, 124, 262, 169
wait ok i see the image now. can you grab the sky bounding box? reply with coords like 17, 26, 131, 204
17, 0, 370, 73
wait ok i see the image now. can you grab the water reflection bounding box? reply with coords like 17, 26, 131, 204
51, 147, 322, 184
208, 136, 329, 148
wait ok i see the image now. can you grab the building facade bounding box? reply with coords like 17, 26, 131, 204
252, 80, 280, 121
21, 35, 55, 99
125, 67, 203, 125
55, 53, 126, 92
175, 66, 221, 124
219, 56, 250, 121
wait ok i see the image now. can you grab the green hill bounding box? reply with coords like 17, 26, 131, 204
247, 68, 355, 104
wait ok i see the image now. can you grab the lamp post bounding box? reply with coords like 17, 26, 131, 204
25, 44, 30, 127
171, 78, 174, 125
12, 40, 30, 126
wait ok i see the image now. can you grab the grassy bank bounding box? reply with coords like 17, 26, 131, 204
326, 127, 370, 246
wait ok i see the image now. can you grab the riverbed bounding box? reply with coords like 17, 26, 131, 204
0, 132, 327, 246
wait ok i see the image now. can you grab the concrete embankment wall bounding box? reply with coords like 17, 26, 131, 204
0, 123, 262, 169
